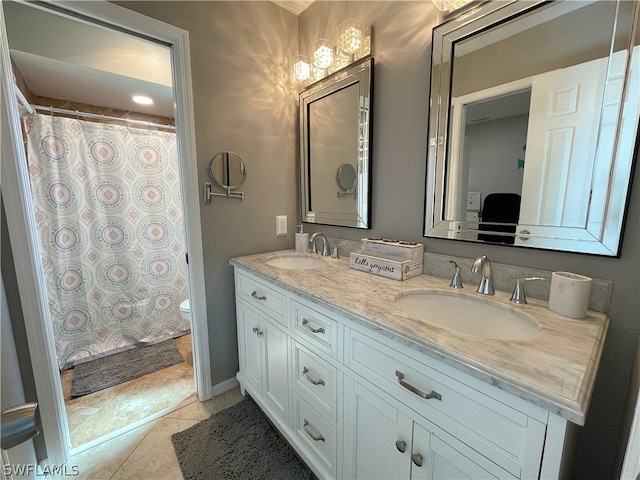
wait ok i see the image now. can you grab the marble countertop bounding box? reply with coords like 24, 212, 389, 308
230, 250, 609, 425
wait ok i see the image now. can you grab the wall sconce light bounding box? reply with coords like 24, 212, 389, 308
337, 19, 364, 58
431, 0, 474, 13
311, 38, 335, 70
291, 55, 311, 83
292, 18, 372, 87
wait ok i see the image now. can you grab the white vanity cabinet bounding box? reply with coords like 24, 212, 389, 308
343, 327, 548, 479
343, 377, 517, 480
235, 273, 289, 425
233, 267, 572, 480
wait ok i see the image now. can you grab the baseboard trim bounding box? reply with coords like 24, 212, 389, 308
211, 377, 239, 397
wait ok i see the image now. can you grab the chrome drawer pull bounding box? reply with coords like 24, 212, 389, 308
395, 371, 442, 401
251, 291, 266, 301
411, 453, 423, 467
302, 319, 325, 334
302, 367, 325, 386
303, 420, 325, 442
395, 440, 406, 453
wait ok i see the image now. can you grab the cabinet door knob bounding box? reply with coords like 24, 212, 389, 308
411, 453, 423, 467
302, 319, 325, 334
251, 291, 266, 301
395, 440, 406, 453
303, 420, 325, 442
302, 367, 325, 386
395, 371, 442, 401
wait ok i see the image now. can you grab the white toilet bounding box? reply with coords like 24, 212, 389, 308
179, 299, 191, 325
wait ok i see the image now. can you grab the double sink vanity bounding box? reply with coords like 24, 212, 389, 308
230, 249, 608, 480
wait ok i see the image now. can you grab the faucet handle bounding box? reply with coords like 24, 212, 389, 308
331, 243, 347, 259
510, 276, 546, 304
448, 260, 463, 289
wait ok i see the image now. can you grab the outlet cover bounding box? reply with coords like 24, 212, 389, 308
276, 215, 287, 236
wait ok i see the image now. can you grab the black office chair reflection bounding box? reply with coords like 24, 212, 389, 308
477, 193, 521, 245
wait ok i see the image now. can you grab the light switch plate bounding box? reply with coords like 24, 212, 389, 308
467, 192, 481, 211
276, 215, 287, 236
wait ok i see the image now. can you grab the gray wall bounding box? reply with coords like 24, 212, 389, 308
116, 1, 299, 387
299, 2, 639, 479
120, 1, 639, 478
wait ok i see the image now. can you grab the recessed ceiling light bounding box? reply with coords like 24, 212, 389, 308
132, 95, 153, 105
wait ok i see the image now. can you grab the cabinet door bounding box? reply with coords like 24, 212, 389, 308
262, 318, 289, 422
236, 302, 262, 393
427, 434, 515, 480
343, 378, 413, 480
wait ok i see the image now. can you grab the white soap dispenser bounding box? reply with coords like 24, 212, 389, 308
295, 224, 309, 253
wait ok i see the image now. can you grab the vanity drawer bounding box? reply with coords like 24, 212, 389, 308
345, 329, 545, 475
293, 393, 337, 479
236, 271, 286, 324
292, 341, 337, 422
291, 300, 336, 356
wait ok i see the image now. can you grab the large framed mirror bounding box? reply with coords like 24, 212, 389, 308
424, 0, 640, 256
300, 57, 373, 229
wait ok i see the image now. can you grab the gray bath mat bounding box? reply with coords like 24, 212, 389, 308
171, 398, 315, 480
71, 339, 184, 396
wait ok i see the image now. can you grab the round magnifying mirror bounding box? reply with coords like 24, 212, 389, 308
208, 152, 246, 189
337, 163, 356, 190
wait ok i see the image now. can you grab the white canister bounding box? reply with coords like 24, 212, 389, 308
548, 271, 592, 319
295, 225, 309, 253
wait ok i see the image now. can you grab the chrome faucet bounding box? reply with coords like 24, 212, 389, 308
449, 260, 463, 289
309, 232, 330, 256
471, 255, 495, 295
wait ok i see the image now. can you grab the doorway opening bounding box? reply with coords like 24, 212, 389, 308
3, 2, 210, 458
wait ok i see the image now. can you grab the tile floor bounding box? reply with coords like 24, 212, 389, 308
55, 334, 245, 479
54, 386, 245, 480
60, 335, 198, 449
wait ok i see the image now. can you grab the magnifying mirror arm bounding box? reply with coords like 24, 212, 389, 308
203, 183, 245, 203
337, 186, 357, 198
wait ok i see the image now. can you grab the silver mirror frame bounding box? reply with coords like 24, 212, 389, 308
300, 56, 373, 229
424, 0, 640, 256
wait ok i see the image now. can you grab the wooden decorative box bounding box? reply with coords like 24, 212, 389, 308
360, 238, 424, 262
349, 252, 422, 281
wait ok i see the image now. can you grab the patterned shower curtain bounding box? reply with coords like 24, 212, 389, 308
23, 113, 189, 370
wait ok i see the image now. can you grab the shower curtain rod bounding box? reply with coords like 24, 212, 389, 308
31, 104, 176, 131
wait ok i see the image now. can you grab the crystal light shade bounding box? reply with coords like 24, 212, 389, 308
291, 55, 310, 83
291, 18, 372, 87
311, 38, 334, 69
432, 0, 473, 12
328, 52, 351, 74
310, 65, 327, 83
337, 19, 364, 56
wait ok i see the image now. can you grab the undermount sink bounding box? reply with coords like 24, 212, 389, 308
394, 291, 540, 341
265, 254, 327, 270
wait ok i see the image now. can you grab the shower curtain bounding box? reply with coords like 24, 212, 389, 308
23, 113, 189, 370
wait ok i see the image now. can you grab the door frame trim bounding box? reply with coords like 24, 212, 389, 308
1, 0, 211, 464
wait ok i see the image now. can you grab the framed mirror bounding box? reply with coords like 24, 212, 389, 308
424, 0, 640, 256
300, 57, 373, 229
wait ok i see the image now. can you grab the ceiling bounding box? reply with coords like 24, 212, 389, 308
271, 1, 314, 15
5, 1, 313, 119
4, 1, 175, 118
